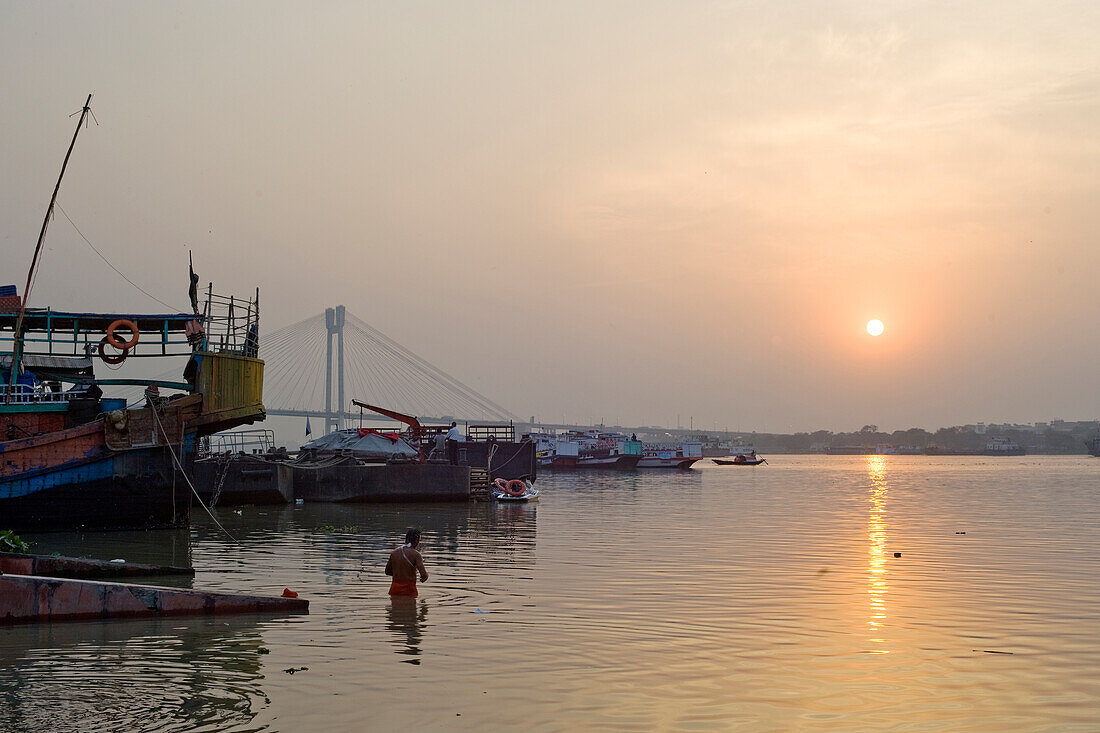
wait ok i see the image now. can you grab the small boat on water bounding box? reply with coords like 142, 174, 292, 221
713, 456, 766, 466
492, 478, 539, 502
713, 444, 766, 465
1086, 436, 1100, 457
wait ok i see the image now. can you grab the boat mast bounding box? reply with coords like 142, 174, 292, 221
5, 94, 93, 402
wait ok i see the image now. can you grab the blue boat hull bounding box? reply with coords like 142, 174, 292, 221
0, 445, 192, 532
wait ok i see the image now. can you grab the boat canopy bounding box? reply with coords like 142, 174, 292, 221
0, 354, 94, 380
0, 309, 197, 333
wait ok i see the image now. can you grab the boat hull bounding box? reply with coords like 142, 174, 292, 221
712, 458, 766, 466
193, 454, 293, 506
0, 444, 191, 531
283, 458, 471, 502
637, 457, 701, 469
573, 455, 641, 470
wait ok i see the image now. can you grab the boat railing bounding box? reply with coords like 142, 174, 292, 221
201, 291, 260, 357
466, 424, 516, 442
209, 428, 275, 454
0, 287, 259, 361
0, 384, 91, 404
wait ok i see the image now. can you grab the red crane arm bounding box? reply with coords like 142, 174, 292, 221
351, 400, 423, 435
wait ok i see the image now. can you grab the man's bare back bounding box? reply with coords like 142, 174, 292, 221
386, 529, 428, 596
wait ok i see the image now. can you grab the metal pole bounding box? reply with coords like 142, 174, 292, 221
324, 307, 335, 433
336, 305, 345, 430
7, 94, 93, 402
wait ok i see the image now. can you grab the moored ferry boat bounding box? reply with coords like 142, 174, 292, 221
637, 440, 703, 469
696, 436, 733, 457
532, 431, 580, 468
562, 430, 642, 470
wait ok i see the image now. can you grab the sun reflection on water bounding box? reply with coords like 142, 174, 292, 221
866, 454, 890, 654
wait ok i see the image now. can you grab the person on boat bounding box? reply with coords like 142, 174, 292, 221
446, 421, 464, 464
385, 528, 428, 597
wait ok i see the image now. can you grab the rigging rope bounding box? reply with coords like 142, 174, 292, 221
56, 204, 180, 311
150, 401, 239, 543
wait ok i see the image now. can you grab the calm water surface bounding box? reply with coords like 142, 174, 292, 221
3, 456, 1100, 731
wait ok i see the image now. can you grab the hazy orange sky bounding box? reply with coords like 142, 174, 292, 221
3, 1, 1099, 432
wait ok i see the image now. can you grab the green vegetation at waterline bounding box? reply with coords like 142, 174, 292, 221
0, 530, 32, 553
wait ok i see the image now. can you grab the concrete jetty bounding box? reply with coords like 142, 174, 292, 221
0, 574, 308, 624
0, 553, 194, 579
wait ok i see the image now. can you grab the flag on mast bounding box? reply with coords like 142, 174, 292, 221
305, 416, 312, 437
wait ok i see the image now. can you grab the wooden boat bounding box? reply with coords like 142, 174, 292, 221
1, 95, 266, 531
712, 456, 767, 466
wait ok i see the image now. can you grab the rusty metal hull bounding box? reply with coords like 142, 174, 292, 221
192, 453, 294, 506
0, 442, 192, 531
284, 459, 471, 502
0, 350, 266, 530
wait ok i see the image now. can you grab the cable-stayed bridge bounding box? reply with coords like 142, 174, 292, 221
262, 306, 518, 432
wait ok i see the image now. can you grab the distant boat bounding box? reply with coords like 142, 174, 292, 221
539, 430, 642, 470
871, 444, 923, 455
698, 437, 733, 457
1085, 436, 1100, 457
532, 431, 580, 468
983, 438, 1025, 456
713, 455, 766, 466
637, 440, 703, 469
713, 445, 765, 465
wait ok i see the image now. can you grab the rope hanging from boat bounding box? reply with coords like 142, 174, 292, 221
6, 94, 94, 403
149, 402, 240, 543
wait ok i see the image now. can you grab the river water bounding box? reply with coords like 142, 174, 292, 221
3, 455, 1100, 731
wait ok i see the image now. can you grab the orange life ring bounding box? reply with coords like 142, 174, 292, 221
98, 336, 128, 365
493, 478, 508, 492
106, 319, 140, 350
504, 479, 527, 497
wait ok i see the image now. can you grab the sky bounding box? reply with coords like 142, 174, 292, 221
2, 1, 1099, 433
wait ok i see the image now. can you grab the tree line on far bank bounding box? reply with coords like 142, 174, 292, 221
744, 424, 1095, 453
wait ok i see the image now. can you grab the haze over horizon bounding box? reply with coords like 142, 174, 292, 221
3, 1, 1099, 434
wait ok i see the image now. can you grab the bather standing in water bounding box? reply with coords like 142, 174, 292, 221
386, 528, 428, 597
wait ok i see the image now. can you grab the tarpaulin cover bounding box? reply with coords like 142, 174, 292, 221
301, 428, 418, 459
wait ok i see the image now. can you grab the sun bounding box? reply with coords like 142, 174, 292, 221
866, 319, 885, 336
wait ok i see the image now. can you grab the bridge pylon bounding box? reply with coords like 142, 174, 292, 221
324, 305, 346, 433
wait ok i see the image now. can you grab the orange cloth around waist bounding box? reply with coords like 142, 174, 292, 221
389, 579, 418, 597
